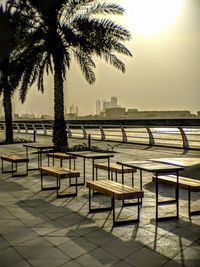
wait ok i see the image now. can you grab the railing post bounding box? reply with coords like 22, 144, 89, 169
100, 126, 105, 140
121, 127, 127, 142
66, 125, 72, 137
24, 124, 28, 133
88, 134, 91, 149
146, 127, 155, 146
42, 124, 47, 135
16, 123, 20, 133
178, 127, 189, 149
33, 130, 36, 142
81, 126, 87, 139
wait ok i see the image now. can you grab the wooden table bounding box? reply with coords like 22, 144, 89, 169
23, 143, 55, 170
117, 160, 184, 221
65, 151, 114, 185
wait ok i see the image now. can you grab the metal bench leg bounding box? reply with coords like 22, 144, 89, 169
188, 187, 191, 216
113, 197, 141, 227
132, 170, 134, 187
156, 171, 179, 222
2, 160, 17, 174
12, 162, 14, 177
56, 175, 78, 198
188, 187, 200, 216
96, 166, 98, 181
40, 171, 58, 191
88, 186, 112, 213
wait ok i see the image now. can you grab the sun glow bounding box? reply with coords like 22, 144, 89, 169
123, 0, 184, 36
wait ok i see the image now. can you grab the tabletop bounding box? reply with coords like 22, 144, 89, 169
23, 143, 55, 149
150, 157, 200, 167
65, 151, 114, 159
117, 160, 184, 173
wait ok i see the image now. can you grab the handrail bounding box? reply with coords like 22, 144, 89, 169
0, 121, 199, 150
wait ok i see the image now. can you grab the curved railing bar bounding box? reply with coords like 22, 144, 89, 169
145, 127, 155, 146
178, 127, 189, 149
66, 125, 72, 137
121, 126, 127, 142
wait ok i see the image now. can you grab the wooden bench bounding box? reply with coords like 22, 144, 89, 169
1, 155, 29, 177
46, 152, 77, 168
40, 166, 80, 198
86, 180, 144, 226
152, 175, 200, 216
94, 162, 136, 186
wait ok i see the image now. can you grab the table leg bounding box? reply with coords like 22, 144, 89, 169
156, 172, 159, 221
92, 158, 95, 181
38, 148, 40, 168
108, 157, 110, 180
176, 170, 179, 218
122, 165, 124, 184
83, 158, 86, 184
140, 170, 142, 190
26, 147, 38, 171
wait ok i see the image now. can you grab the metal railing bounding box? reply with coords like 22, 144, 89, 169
0, 121, 200, 150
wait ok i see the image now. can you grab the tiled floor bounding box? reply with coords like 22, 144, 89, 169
0, 135, 200, 266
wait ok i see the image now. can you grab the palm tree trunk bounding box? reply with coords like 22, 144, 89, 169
52, 57, 68, 151
3, 83, 14, 143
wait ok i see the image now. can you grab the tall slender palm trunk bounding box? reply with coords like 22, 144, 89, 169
52, 58, 68, 151
3, 82, 13, 143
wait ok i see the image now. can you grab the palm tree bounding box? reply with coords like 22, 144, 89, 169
8, 0, 132, 151
0, 5, 18, 143
0, 4, 29, 143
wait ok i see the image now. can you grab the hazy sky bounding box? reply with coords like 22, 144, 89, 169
1, 0, 200, 116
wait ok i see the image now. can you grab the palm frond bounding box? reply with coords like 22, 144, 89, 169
83, 3, 125, 16
103, 53, 126, 73
74, 50, 96, 84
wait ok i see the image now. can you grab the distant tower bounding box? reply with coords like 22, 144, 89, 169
0, 102, 2, 118
111, 96, 118, 108
96, 100, 101, 115
75, 106, 79, 115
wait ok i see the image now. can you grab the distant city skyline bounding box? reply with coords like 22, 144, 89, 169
0, 0, 200, 116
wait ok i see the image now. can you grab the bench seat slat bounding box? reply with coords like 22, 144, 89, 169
86, 180, 144, 200
152, 175, 200, 191
94, 162, 136, 173
1, 155, 29, 163
40, 166, 80, 178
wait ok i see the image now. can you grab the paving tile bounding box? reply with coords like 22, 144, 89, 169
27, 259, 69, 267
3, 228, 39, 246
124, 246, 169, 267
44, 236, 76, 246
15, 236, 53, 247
103, 238, 142, 259
0, 235, 11, 250
15, 246, 70, 261
114, 261, 134, 267
59, 260, 82, 267
0, 247, 23, 267
75, 248, 120, 267
58, 237, 98, 259
9, 259, 32, 267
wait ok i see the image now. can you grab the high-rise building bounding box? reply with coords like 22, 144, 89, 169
102, 96, 118, 112
96, 100, 101, 115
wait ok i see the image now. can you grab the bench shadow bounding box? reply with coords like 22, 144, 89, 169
15, 195, 198, 266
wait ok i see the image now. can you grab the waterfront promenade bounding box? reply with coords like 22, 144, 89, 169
0, 134, 200, 267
